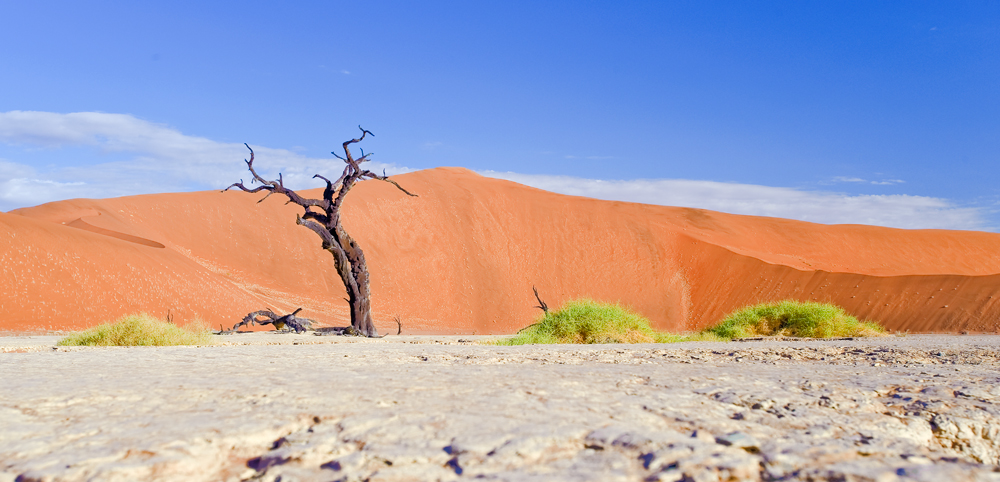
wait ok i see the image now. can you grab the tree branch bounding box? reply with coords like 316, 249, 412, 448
361, 170, 418, 197
296, 215, 336, 247
533, 286, 549, 314
379, 177, 419, 197
343, 126, 373, 154
220, 308, 313, 334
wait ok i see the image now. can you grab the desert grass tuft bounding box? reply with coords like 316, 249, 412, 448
493, 299, 677, 345
702, 300, 884, 340
57, 313, 214, 346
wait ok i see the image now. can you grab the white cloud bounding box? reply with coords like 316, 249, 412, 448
0, 111, 410, 211
830, 176, 905, 186
480, 171, 990, 231
832, 176, 866, 183
0, 178, 87, 206
1, 111, 989, 231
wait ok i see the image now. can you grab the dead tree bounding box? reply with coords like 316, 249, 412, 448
517, 286, 550, 334
226, 127, 416, 337
532, 286, 549, 314
220, 308, 315, 334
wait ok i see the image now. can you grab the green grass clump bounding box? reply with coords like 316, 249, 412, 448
57, 313, 214, 346
493, 299, 676, 345
702, 300, 884, 340
492, 299, 884, 345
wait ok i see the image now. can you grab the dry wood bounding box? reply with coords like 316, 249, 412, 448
220, 308, 314, 334
516, 286, 551, 334
226, 127, 416, 337
533, 286, 549, 314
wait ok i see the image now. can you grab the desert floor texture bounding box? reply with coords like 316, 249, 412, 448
3, 334, 1000, 482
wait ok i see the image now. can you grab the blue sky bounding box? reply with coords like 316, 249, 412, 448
1, 1, 997, 230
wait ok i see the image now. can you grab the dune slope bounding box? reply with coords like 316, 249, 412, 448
4, 167, 999, 334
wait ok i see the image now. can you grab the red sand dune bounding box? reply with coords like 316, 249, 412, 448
3, 167, 1000, 334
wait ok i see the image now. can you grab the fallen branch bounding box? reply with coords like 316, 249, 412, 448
219, 308, 314, 334
313, 316, 403, 337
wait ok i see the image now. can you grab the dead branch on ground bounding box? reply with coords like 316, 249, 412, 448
218, 308, 314, 334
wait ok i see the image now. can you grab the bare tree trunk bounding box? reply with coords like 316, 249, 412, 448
332, 225, 376, 335
226, 127, 415, 337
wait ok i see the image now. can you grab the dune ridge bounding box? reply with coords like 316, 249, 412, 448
3, 167, 999, 334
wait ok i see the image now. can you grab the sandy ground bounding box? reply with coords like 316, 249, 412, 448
3, 334, 1000, 481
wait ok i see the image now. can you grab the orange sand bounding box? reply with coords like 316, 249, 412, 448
3, 167, 999, 334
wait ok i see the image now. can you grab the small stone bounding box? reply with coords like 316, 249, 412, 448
901, 454, 932, 465
955, 388, 991, 401
716, 432, 759, 450
919, 386, 955, 398
646, 468, 685, 482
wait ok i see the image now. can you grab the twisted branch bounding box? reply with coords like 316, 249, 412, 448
533, 286, 549, 314
219, 308, 314, 334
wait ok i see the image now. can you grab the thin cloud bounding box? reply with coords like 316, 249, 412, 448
830, 176, 905, 186
480, 171, 989, 231
871, 179, 905, 185
832, 176, 866, 183
0, 111, 410, 211
0, 178, 87, 207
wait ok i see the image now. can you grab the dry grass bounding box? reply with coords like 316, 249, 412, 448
700, 300, 885, 340
57, 313, 214, 347
492, 300, 682, 345
493, 299, 884, 345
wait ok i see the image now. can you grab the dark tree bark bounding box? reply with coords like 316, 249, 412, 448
532, 286, 549, 314
226, 127, 416, 337
220, 308, 314, 334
